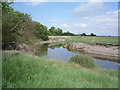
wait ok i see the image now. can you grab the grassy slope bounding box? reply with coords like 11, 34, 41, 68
49, 36, 119, 45
3, 52, 118, 88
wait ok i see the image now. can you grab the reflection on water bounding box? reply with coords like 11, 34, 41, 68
45, 47, 77, 61
34, 44, 48, 56
35, 43, 119, 70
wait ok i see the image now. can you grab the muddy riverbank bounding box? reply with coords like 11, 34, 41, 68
10, 38, 119, 62
15, 39, 65, 55
64, 42, 119, 62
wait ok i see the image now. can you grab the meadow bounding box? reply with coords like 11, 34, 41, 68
2, 52, 118, 88
49, 36, 119, 45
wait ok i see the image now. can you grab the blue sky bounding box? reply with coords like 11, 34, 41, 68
10, 2, 118, 36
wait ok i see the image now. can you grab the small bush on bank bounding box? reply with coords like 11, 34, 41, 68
69, 54, 96, 68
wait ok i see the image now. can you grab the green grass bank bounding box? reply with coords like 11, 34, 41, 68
3, 52, 118, 88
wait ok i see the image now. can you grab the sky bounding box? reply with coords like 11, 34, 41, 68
10, 1, 118, 36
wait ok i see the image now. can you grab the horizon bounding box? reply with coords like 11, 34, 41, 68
10, 2, 118, 36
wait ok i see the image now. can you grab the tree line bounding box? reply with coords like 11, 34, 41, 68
48, 26, 96, 36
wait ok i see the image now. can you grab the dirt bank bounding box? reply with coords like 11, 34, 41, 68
16, 39, 65, 55
65, 42, 119, 62
36, 39, 65, 44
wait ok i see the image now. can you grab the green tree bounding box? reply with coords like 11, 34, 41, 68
62, 31, 74, 36
81, 33, 86, 36
32, 21, 48, 41
2, 2, 41, 49
90, 33, 96, 36
48, 26, 56, 36
54, 28, 63, 36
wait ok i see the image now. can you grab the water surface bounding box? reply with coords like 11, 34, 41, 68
37, 44, 119, 70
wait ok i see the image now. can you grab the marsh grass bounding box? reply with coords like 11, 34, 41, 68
71, 36, 119, 45
69, 54, 96, 68
2, 52, 118, 88
49, 36, 119, 45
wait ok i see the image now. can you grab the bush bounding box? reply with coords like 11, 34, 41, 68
39, 34, 49, 41
69, 54, 96, 68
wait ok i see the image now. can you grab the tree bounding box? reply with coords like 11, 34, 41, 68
80, 33, 86, 36
48, 27, 63, 36
62, 31, 74, 36
2, 2, 36, 48
55, 28, 63, 36
90, 33, 96, 36
32, 21, 49, 41
48, 26, 55, 35
2, 2, 49, 50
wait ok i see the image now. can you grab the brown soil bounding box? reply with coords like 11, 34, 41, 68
66, 42, 119, 62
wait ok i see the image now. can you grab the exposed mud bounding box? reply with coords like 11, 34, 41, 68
64, 42, 119, 62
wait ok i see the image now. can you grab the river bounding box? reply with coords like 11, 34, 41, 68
35, 43, 119, 70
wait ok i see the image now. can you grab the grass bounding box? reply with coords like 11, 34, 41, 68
2, 52, 118, 88
69, 55, 96, 68
49, 36, 119, 45
71, 36, 119, 45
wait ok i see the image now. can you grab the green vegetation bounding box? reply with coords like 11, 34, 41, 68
2, 2, 119, 88
3, 52, 118, 88
49, 36, 119, 45
69, 55, 96, 68
81, 33, 87, 36
2, 2, 98, 50
48, 27, 96, 36
90, 33, 96, 36
48, 26, 75, 36
70, 36, 119, 45
62, 31, 75, 36
2, 2, 48, 50
80, 33, 96, 36
48, 26, 63, 36
49, 43, 63, 49
32, 21, 49, 41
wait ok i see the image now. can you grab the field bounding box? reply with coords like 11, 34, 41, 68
2, 2, 119, 89
3, 52, 118, 88
49, 36, 119, 45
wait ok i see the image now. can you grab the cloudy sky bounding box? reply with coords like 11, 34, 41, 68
10, 1, 118, 36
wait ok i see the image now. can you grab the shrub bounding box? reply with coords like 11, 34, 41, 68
69, 54, 96, 68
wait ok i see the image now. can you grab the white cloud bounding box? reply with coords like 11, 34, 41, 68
74, 23, 88, 28
50, 9, 118, 36
55, 23, 71, 30
70, 2, 118, 36
50, 19, 88, 33
59, 23, 69, 28
72, 2, 106, 18
80, 10, 118, 36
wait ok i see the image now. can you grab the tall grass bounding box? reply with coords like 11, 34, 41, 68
69, 54, 96, 68
2, 52, 118, 88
